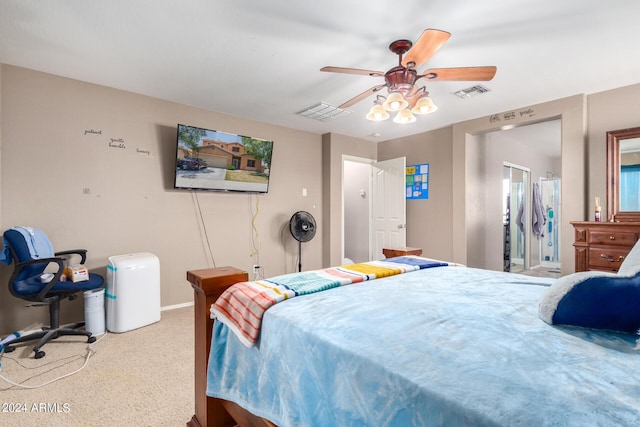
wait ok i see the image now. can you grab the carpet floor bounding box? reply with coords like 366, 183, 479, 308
0, 305, 194, 426
519, 265, 562, 278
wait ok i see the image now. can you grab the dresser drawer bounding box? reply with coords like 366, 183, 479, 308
572, 221, 640, 272
588, 247, 628, 270
588, 230, 638, 247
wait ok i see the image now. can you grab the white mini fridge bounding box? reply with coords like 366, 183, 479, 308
106, 252, 160, 333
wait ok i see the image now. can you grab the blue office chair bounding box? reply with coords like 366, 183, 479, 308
1, 227, 104, 359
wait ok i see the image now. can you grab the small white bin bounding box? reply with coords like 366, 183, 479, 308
84, 288, 106, 336
106, 253, 160, 333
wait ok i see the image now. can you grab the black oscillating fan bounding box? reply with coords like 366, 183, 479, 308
289, 211, 317, 272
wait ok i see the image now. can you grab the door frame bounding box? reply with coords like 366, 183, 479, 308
503, 161, 531, 272
342, 155, 406, 262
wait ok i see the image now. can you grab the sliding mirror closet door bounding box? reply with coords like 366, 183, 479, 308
503, 164, 530, 273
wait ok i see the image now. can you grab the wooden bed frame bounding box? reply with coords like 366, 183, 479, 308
186, 266, 277, 427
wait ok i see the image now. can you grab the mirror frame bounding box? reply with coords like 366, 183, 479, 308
607, 126, 640, 222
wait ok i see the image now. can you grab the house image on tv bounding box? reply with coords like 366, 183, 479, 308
178, 139, 266, 173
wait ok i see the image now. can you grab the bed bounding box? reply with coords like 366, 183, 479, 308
186, 254, 640, 427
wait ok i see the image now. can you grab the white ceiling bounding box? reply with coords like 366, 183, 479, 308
1, 1, 639, 143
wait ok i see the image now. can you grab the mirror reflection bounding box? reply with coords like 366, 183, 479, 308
539, 177, 561, 268
607, 128, 640, 222
503, 164, 529, 273
619, 137, 640, 212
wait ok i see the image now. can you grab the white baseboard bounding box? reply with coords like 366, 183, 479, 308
160, 301, 194, 311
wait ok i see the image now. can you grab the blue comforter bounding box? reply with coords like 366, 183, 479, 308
207, 266, 640, 426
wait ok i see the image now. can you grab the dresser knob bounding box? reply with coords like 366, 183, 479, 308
609, 235, 615, 240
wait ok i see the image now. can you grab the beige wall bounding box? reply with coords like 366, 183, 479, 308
3, 62, 640, 334
322, 133, 377, 267
377, 127, 454, 261
379, 95, 587, 275
0, 64, 3, 238
454, 95, 587, 275
475, 130, 560, 271
381, 83, 640, 273
587, 83, 640, 220
0, 65, 325, 333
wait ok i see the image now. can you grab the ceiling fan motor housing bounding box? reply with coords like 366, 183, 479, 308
385, 66, 418, 95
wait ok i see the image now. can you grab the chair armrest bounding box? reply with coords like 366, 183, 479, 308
11, 256, 67, 301
15, 256, 66, 269
55, 249, 88, 264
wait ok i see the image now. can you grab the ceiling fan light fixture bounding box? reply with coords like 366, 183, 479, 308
412, 95, 438, 114
321, 28, 497, 125
383, 91, 408, 112
393, 108, 416, 124
366, 103, 390, 121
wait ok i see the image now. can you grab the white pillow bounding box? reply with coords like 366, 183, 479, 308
617, 238, 640, 276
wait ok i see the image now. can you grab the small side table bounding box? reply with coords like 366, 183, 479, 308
382, 247, 423, 258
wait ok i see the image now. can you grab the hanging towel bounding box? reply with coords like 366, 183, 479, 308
532, 183, 547, 239
516, 193, 525, 234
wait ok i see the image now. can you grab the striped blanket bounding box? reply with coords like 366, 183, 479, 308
210, 256, 450, 347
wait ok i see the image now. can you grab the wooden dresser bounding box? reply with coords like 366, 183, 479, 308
571, 221, 640, 272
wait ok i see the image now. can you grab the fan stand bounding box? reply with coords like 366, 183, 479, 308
297, 240, 302, 273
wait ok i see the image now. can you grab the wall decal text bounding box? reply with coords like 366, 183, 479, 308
489, 108, 536, 124
109, 138, 126, 149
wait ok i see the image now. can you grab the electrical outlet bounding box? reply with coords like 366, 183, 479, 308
253, 265, 260, 273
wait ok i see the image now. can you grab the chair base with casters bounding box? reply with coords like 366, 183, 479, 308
1, 227, 105, 359
3, 297, 97, 359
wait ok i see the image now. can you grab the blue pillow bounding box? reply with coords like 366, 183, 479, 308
539, 271, 640, 334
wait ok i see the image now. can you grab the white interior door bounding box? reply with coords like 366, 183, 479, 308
371, 157, 406, 260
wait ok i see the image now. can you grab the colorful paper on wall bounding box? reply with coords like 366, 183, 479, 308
406, 163, 429, 200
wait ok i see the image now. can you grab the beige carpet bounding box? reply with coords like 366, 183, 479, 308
0, 306, 194, 426
519, 266, 562, 278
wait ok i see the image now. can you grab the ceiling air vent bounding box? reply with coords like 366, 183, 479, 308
453, 84, 491, 99
296, 102, 351, 122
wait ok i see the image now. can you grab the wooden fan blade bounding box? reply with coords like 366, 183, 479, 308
402, 29, 451, 68
338, 85, 385, 109
421, 66, 497, 81
321, 66, 385, 77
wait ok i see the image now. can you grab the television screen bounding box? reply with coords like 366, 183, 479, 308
174, 124, 274, 193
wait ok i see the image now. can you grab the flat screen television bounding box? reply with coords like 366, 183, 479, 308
174, 124, 274, 193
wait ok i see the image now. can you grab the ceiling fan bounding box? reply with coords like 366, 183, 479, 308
320, 29, 497, 123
